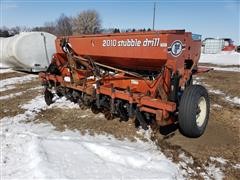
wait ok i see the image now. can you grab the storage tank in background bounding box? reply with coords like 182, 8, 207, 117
0, 32, 56, 72
202, 39, 224, 54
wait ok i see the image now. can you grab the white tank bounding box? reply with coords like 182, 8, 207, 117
0, 32, 56, 72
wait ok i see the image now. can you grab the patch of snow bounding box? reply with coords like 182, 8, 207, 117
0, 91, 24, 100
0, 68, 14, 73
195, 77, 203, 80
179, 153, 194, 165
178, 153, 196, 177
210, 157, 228, 165
193, 77, 205, 85
194, 78, 240, 106
193, 80, 201, 85
20, 95, 46, 113
93, 113, 105, 119
208, 89, 224, 95
212, 104, 223, 108
205, 163, 224, 180
0, 63, 11, 69
178, 161, 196, 177
209, 66, 240, 72
80, 115, 88, 118
200, 52, 240, 66
0, 85, 15, 92
233, 163, 240, 169
48, 97, 79, 109
1, 96, 184, 179
200, 172, 210, 180
0, 74, 37, 92
209, 90, 240, 106
0, 86, 42, 100
136, 128, 153, 141
225, 96, 240, 105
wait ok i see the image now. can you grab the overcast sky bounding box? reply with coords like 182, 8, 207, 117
1, 0, 239, 43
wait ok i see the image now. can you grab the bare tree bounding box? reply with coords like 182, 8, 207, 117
55, 13, 73, 36
43, 22, 56, 34
73, 10, 101, 35
19, 26, 31, 32
32, 22, 56, 35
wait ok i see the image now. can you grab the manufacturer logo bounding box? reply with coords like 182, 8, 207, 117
169, 40, 184, 57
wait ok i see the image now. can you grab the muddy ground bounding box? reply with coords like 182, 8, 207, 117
1, 70, 240, 179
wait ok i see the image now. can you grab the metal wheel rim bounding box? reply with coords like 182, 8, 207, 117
196, 96, 207, 127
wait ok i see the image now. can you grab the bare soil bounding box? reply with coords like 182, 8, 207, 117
0, 79, 40, 97
0, 71, 26, 80
163, 96, 240, 162
0, 90, 41, 118
35, 108, 146, 142
198, 71, 240, 97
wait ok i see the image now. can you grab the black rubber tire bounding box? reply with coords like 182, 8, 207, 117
91, 105, 100, 114
44, 89, 54, 106
185, 75, 193, 87
56, 91, 63, 97
178, 85, 210, 138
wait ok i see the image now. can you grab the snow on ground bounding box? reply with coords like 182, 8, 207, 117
199, 52, 240, 66
177, 153, 197, 177
225, 96, 240, 105
0, 63, 11, 69
233, 164, 240, 169
49, 96, 80, 109
1, 96, 183, 179
212, 104, 223, 109
0, 74, 37, 92
206, 66, 240, 72
0, 86, 42, 100
204, 163, 224, 180
208, 89, 240, 106
0, 68, 14, 74
194, 77, 240, 106
0, 91, 24, 100
210, 157, 227, 165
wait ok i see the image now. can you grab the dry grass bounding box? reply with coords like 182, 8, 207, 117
0, 79, 41, 97
35, 108, 148, 141
199, 71, 240, 97
0, 90, 41, 118
0, 71, 26, 80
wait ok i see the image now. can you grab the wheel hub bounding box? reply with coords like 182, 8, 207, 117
196, 96, 207, 127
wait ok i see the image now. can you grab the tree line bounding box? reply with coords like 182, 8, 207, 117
0, 10, 151, 37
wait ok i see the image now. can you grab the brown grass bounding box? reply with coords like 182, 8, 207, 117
199, 71, 240, 97
0, 71, 27, 80
35, 107, 149, 141
0, 90, 41, 118
0, 79, 41, 97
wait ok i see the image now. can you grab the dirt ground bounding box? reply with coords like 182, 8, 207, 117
164, 71, 240, 162
199, 70, 240, 97
0, 71, 26, 80
1, 70, 240, 179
